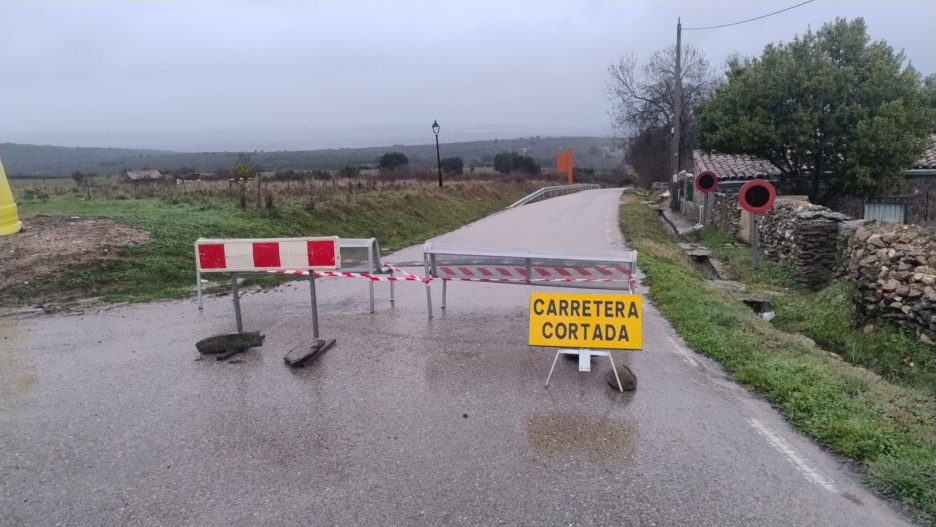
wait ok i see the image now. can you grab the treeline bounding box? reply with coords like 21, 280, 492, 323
1, 136, 620, 177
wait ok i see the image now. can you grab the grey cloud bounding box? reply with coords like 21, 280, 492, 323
1, 1, 933, 151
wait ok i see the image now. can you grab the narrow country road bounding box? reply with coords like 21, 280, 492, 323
0, 189, 915, 526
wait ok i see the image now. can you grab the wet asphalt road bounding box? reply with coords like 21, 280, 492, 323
0, 188, 917, 526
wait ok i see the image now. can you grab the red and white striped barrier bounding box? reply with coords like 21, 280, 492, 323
428, 270, 635, 291
433, 265, 631, 280
195, 236, 340, 272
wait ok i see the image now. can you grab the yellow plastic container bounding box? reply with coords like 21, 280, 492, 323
0, 157, 23, 236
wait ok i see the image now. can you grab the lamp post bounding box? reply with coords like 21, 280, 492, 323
432, 120, 442, 188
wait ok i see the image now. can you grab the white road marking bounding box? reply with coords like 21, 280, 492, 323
664, 335, 699, 367
749, 418, 837, 492
605, 205, 618, 245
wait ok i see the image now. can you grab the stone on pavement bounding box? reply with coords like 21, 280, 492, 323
606, 365, 637, 391
195, 331, 265, 354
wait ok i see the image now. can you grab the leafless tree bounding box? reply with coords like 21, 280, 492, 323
607, 44, 719, 183
623, 127, 671, 188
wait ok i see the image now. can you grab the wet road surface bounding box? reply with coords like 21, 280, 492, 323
0, 189, 917, 526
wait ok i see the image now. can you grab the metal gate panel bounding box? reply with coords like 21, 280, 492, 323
864, 199, 905, 223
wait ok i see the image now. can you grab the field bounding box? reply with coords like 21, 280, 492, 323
4, 172, 556, 306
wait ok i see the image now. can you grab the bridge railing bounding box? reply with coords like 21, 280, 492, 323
507, 184, 601, 209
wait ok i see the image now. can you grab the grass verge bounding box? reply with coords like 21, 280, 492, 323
10, 180, 541, 304
621, 196, 936, 523
691, 224, 936, 399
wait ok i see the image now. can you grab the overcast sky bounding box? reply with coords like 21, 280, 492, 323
1, 1, 933, 151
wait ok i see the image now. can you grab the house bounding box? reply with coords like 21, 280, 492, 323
681, 136, 936, 225
123, 169, 163, 185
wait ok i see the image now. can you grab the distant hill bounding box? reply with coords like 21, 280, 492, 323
0, 136, 620, 177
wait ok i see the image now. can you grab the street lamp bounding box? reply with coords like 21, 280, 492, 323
432, 120, 442, 188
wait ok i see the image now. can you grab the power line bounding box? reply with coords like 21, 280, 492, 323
683, 0, 815, 31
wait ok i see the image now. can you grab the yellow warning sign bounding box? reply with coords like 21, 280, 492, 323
528, 292, 642, 350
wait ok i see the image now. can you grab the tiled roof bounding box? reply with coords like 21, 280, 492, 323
695, 135, 936, 180
915, 135, 936, 169
693, 151, 781, 181
125, 169, 162, 180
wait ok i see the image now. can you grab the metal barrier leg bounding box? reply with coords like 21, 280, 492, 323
197, 269, 203, 310
441, 280, 447, 310
369, 281, 375, 314
389, 270, 395, 304
424, 255, 433, 319
309, 273, 319, 338
425, 283, 433, 319
606, 351, 624, 392
231, 273, 243, 333
525, 258, 532, 284
544, 349, 562, 387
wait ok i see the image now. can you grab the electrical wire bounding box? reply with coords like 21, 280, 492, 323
682, 0, 815, 31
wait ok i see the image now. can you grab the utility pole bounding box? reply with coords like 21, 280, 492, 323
670, 18, 682, 211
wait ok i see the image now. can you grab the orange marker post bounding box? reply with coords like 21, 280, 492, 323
556, 148, 573, 185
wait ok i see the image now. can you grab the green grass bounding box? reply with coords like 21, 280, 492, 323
620, 198, 936, 523
690, 223, 936, 399
10, 180, 540, 304
692, 226, 798, 289
774, 283, 936, 396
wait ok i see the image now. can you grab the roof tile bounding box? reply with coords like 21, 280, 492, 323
693, 151, 780, 181
695, 135, 936, 179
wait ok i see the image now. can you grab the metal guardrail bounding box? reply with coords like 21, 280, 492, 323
507, 184, 601, 209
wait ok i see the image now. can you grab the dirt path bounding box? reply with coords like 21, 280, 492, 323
0, 214, 149, 302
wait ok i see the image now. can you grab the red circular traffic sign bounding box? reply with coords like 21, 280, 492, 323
738, 179, 776, 214
694, 171, 719, 194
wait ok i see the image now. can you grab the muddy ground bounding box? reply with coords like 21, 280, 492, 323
0, 214, 149, 305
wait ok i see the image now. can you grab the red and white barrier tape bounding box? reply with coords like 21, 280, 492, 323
263, 268, 424, 283
263, 265, 635, 291
382, 263, 432, 284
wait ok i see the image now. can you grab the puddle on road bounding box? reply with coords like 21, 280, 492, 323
0, 318, 37, 407
526, 412, 637, 462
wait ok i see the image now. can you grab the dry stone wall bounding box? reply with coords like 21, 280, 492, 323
709, 192, 742, 240
702, 187, 936, 340
759, 200, 849, 288
842, 220, 936, 342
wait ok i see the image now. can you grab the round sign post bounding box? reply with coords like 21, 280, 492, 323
737, 179, 777, 266
694, 171, 719, 224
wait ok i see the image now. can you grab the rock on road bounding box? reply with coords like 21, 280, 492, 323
0, 188, 916, 526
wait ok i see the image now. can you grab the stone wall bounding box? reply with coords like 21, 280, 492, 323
698, 183, 936, 339
682, 179, 746, 228
759, 199, 850, 288
842, 221, 936, 342
709, 192, 742, 240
